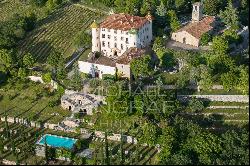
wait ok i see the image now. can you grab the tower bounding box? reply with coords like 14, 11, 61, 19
146, 12, 154, 44
90, 20, 101, 53
192, 2, 203, 22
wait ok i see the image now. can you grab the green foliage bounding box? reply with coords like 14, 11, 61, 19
17, 68, 28, 80
236, 66, 249, 95
215, 129, 249, 165
176, 67, 190, 89
219, 1, 239, 28
46, 0, 63, 11
156, 48, 177, 69
203, 0, 226, 15
47, 49, 62, 68
153, 37, 165, 52
74, 31, 91, 48
130, 54, 153, 79
200, 32, 212, 46
220, 71, 238, 91
23, 53, 35, 68
223, 28, 241, 44
138, 122, 158, 146
0, 49, 15, 73
42, 72, 52, 83
29, 0, 48, 7
167, 10, 181, 32
197, 65, 213, 91
188, 97, 205, 113
212, 36, 229, 55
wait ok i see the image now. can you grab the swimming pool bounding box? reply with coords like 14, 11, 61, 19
37, 134, 78, 149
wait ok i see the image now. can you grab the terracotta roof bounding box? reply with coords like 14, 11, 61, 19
100, 14, 149, 31
87, 56, 116, 67
116, 47, 146, 64
176, 16, 215, 39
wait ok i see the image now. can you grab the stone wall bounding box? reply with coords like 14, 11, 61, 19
94, 131, 137, 144
177, 95, 249, 103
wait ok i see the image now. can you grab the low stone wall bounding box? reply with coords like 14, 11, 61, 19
94, 131, 137, 144
2, 159, 16, 165
28, 76, 44, 84
177, 95, 249, 103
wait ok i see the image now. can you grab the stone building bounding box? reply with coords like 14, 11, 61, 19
171, 2, 216, 47
78, 13, 154, 79
61, 91, 103, 115
91, 13, 153, 57
78, 47, 149, 79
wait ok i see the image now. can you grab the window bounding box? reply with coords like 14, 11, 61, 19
114, 36, 117, 41
108, 42, 110, 48
114, 43, 117, 48
102, 41, 105, 47
108, 29, 110, 32
134, 42, 136, 46
126, 32, 128, 35
121, 37, 124, 41
126, 38, 129, 44
147, 36, 149, 39
102, 34, 105, 38
114, 30, 117, 34
108, 35, 111, 39
121, 44, 123, 50
102, 28, 105, 31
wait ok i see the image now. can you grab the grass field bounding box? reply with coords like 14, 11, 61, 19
0, 80, 71, 124
17, 4, 104, 63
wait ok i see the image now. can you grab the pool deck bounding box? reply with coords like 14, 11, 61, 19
36, 134, 78, 149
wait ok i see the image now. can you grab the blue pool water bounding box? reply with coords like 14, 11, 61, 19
37, 134, 78, 149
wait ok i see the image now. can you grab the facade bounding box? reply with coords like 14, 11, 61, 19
91, 13, 153, 57
171, 2, 216, 47
79, 13, 153, 79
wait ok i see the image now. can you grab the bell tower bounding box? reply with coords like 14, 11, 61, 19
192, 2, 203, 22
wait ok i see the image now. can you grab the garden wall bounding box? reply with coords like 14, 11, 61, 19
177, 95, 249, 103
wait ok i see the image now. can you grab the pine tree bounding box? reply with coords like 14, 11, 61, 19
44, 136, 49, 164
120, 130, 124, 165
104, 131, 110, 165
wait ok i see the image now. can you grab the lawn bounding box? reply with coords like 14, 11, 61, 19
79, 48, 91, 61
0, 80, 71, 124
17, 4, 105, 63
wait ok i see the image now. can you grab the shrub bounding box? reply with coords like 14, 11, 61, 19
200, 33, 212, 46
103, 74, 115, 80
188, 97, 205, 112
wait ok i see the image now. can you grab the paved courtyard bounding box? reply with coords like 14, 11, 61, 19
166, 40, 211, 51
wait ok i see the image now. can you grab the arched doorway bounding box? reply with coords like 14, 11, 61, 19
183, 37, 186, 44
114, 51, 118, 56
